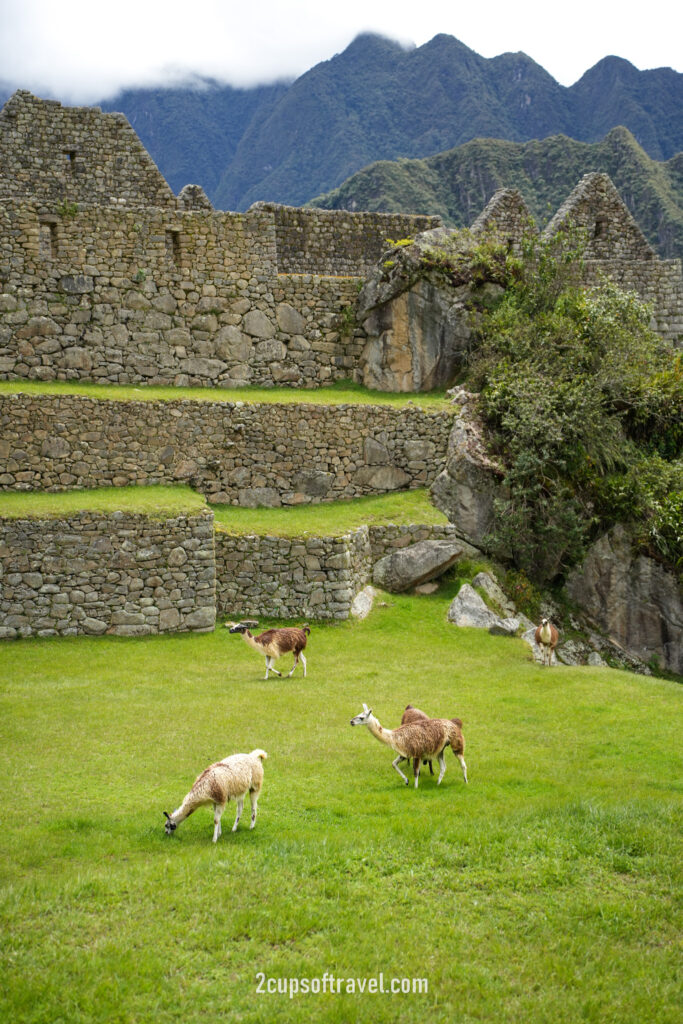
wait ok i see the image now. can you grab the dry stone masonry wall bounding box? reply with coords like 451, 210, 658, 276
0, 392, 453, 504
216, 522, 459, 620
0, 510, 216, 638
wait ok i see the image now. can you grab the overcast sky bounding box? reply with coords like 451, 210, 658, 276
1, 0, 680, 102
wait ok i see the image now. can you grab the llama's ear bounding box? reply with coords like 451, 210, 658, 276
163, 811, 171, 820
362, 703, 369, 713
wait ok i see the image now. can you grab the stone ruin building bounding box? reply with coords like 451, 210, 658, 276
0, 91, 681, 672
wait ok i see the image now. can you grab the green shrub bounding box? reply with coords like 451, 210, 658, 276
464, 232, 682, 581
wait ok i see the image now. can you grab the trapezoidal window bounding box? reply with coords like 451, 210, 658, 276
39, 221, 57, 259
166, 229, 181, 266
594, 218, 608, 239
64, 149, 77, 174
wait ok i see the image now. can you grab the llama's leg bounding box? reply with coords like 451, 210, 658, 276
413, 757, 421, 789
392, 756, 409, 786
426, 759, 434, 775
300, 652, 307, 677
286, 653, 298, 678
437, 752, 447, 785
264, 657, 269, 679
457, 754, 468, 783
249, 789, 259, 829
213, 803, 225, 843
232, 796, 244, 832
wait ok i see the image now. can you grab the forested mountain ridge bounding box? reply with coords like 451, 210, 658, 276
309, 126, 683, 260
1, 32, 681, 224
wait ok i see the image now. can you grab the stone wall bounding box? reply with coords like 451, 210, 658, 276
543, 173, 656, 261
0, 510, 216, 638
0, 510, 458, 636
215, 522, 459, 620
0, 200, 439, 387
0, 392, 453, 504
260, 203, 441, 277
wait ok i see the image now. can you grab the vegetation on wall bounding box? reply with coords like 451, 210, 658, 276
447, 231, 683, 582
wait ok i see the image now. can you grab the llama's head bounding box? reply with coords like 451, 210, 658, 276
540, 617, 549, 627
227, 620, 258, 634
163, 811, 177, 835
350, 703, 373, 726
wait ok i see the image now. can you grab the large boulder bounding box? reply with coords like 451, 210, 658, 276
372, 539, 462, 593
430, 393, 507, 551
566, 525, 683, 674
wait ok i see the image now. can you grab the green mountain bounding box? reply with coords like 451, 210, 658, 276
100, 79, 289, 198
308, 127, 683, 260
2, 33, 681, 216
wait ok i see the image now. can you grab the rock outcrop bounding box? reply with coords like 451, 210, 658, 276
567, 525, 682, 674
429, 389, 507, 550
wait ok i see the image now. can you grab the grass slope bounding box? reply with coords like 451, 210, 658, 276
1, 588, 681, 1023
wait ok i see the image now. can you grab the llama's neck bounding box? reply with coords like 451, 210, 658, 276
366, 715, 395, 749
241, 631, 263, 653
540, 623, 552, 644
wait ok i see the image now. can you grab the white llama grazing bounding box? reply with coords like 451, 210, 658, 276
163, 749, 267, 842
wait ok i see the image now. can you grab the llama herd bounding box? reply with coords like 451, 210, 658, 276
164, 616, 557, 841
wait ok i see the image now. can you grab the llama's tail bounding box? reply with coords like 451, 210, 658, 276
300, 624, 311, 636
250, 749, 268, 761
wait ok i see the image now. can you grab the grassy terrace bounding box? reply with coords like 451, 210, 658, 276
212, 489, 448, 536
0, 486, 448, 536
0, 378, 452, 410
1, 589, 681, 1024
0, 485, 208, 521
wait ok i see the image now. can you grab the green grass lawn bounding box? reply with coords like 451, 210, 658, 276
213, 489, 449, 536
0, 378, 451, 410
0, 484, 208, 521
1, 585, 681, 1024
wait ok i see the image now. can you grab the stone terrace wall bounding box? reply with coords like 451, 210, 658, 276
215, 522, 458, 620
259, 203, 441, 277
0, 392, 453, 504
215, 527, 373, 620
0, 92, 176, 209
0, 511, 216, 638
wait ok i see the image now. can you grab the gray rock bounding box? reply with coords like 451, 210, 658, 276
354, 465, 410, 491
567, 524, 682, 673
184, 606, 216, 630
243, 309, 275, 339
447, 584, 503, 629
472, 571, 516, 615
350, 586, 377, 619
374, 539, 462, 593
488, 616, 521, 636
276, 303, 306, 335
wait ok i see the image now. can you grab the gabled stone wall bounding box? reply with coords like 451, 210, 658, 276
0, 91, 177, 209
